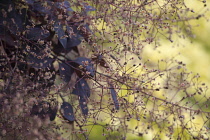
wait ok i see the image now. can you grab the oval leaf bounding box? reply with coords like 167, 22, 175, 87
54, 23, 67, 49
61, 102, 75, 122
55, 1, 73, 12
59, 62, 74, 82
32, 1, 53, 15
72, 78, 90, 98
79, 96, 88, 116
0, 4, 24, 34
109, 84, 120, 110
73, 57, 95, 77
26, 26, 50, 40
84, 5, 96, 12
66, 26, 82, 48
49, 106, 57, 121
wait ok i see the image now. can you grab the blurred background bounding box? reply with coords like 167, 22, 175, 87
142, 0, 210, 91
88, 1, 210, 139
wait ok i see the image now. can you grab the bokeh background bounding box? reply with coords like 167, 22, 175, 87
88, 1, 210, 139
142, 1, 210, 91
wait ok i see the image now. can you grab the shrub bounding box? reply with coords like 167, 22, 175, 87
0, 0, 209, 139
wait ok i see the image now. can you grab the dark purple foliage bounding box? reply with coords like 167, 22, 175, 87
61, 102, 75, 122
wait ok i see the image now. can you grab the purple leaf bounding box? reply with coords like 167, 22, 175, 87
49, 107, 57, 121
73, 57, 95, 77
25, 0, 34, 4
72, 78, 90, 98
79, 96, 88, 116
32, 1, 53, 15
84, 5, 96, 12
55, 1, 73, 12
109, 84, 120, 110
59, 62, 74, 82
26, 26, 50, 40
66, 26, 82, 48
54, 24, 67, 49
61, 102, 75, 122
